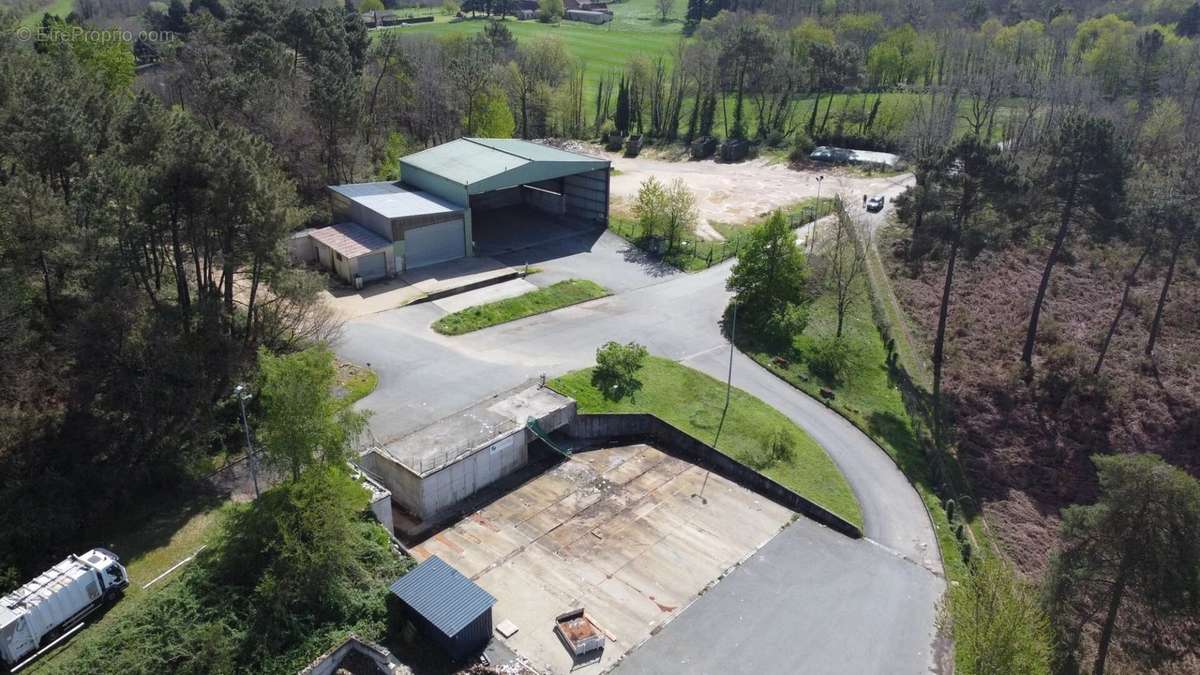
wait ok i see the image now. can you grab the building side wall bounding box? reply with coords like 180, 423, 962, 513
399, 164, 469, 206
451, 611, 493, 659
360, 451, 424, 519
522, 184, 566, 216
563, 168, 610, 226
469, 186, 523, 211
419, 430, 527, 520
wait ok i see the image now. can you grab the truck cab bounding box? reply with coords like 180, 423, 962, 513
82, 548, 129, 597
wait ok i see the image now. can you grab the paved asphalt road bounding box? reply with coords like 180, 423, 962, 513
337, 179, 947, 674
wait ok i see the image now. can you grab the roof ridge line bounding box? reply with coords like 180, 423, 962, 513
463, 137, 535, 163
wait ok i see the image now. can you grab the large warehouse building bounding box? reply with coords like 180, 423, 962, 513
297, 138, 610, 286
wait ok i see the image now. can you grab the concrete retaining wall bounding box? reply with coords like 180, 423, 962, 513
566, 413, 862, 539
419, 429, 527, 519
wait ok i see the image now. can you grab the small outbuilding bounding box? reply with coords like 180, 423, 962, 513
389, 556, 496, 660
309, 222, 396, 287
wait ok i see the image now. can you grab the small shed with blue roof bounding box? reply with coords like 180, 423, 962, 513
388, 555, 496, 660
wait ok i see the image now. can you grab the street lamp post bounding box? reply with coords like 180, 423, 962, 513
811, 175, 825, 253
234, 384, 260, 499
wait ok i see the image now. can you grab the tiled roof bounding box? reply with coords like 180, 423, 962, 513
309, 222, 391, 259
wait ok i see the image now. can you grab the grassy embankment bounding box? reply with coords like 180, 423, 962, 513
26, 499, 229, 673
432, 279, 608, 335
609, 196, 836, 273
549, 355, 864, 529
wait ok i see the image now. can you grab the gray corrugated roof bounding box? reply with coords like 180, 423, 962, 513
399, 138, 607, 187
328, 182, 462, 219
389, 556, 495, 637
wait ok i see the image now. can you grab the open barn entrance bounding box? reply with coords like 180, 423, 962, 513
470, 169, 609, 256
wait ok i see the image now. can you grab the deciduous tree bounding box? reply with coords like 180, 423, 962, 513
256, 345, 367, 481
591, 341, 649, 401
727, 210, 811, 328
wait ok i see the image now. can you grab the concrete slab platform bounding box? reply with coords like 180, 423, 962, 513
433, 277, 538, 314
319, 256, 519, 319
410, 444, 794, 675
321, 275, 425, 320
401, 256, 516, 295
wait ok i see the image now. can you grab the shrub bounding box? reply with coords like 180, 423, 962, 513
806, 335, 854, 383
758, 301, 810, 350
789, 133, 816, 162
739, 428, 795, 470
539, 0, 563, 22
591, 341, 649, 401
944, 556, 1053, 675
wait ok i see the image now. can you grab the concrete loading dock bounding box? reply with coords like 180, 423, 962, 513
411, 443, 794, 674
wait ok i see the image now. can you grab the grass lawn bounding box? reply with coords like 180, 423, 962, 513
20, 0, 72, 26
432, 279, 608, 335
27, 496, 230, 673
380, 11, 684, 93
549, 355, 863, 529
737, 271, 969, 582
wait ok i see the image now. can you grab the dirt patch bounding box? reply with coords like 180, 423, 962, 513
597, 146, 911, 236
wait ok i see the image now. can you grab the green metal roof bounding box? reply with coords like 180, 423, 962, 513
399, 138, 608, 193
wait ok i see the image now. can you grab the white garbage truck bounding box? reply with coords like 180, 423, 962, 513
0, 548, 128, 669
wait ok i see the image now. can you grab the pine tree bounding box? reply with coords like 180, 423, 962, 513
615, 77, 630, 135
1176, 3, 1200, 37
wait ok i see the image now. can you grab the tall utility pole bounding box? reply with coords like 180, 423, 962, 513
810, 175, 825, 254
698, 302, 737, 501
234, 384, 260, 499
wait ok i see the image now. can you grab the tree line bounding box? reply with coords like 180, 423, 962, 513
0, 8, 335, 589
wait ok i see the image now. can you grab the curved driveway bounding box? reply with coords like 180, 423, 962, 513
336, 179, 946, 674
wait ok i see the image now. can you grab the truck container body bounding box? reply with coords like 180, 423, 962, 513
0, 549, 128, 667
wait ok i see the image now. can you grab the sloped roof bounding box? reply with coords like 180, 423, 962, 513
389, 556, 495, 637
328, 182, 462, 219
399, 138, 608, 188
309, 222, 391, 258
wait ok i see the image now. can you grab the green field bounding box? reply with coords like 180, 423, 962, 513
550, 356, 864, 528
19, 0, 73, 26
432, 278, 608, 334
381, 0, 686, 91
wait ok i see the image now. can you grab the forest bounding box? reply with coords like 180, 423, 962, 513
1, 0, 1199, 673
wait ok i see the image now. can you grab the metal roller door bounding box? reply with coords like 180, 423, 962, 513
357, 251, 387, 281
405, 219, 465, 269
